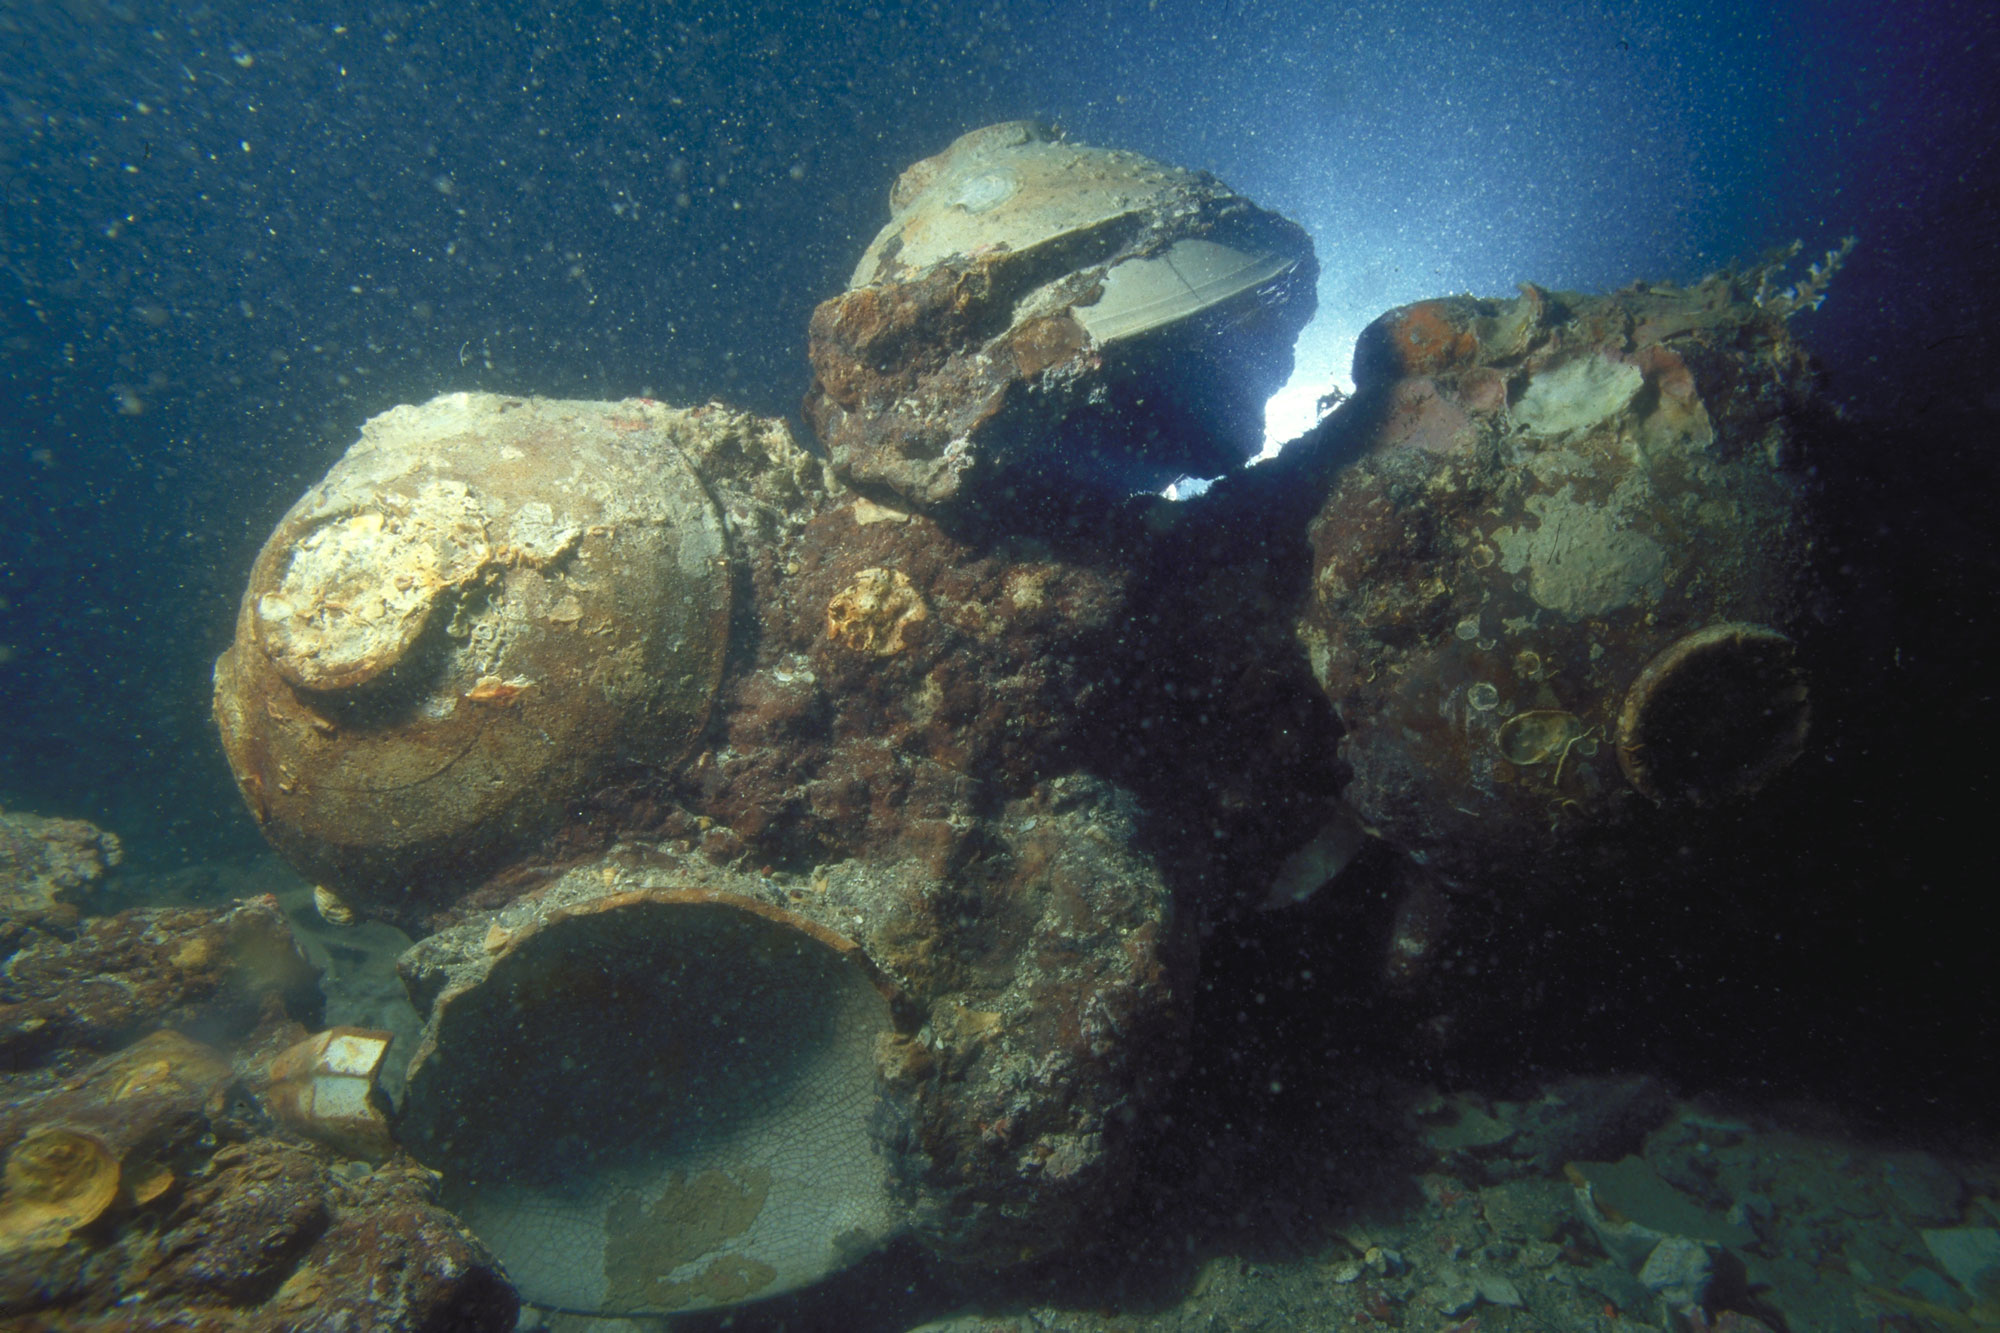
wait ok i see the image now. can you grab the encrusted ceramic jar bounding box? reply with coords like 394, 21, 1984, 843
395, 777, 1178, 1315
806, 120, 1317, 519
213, 392, 742, 921
1297, 276, 1825, 891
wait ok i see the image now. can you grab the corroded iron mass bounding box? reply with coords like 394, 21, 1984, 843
396, 781, 1183, 1297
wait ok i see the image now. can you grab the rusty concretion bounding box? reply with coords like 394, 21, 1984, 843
0, 1127, 122, 1255
0, 1030, 236, 1306
685, 486, 1134, 873
628, 422, 1357, 1282
0, 961, 516, 1330
213, 392, 735, 921
805, 120, 1316, 518
0, 896, 321, 1075
1, 1099, 514, 1329
576, 454, 1335, 1291
396, 775, 1178, 1309
0, 807, 122, 940
1296, 273, 1828, 890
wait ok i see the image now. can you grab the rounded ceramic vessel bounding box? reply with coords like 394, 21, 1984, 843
806, 121, 1317, 513
213, 392, 731, 917
1298, 281, 1824, 889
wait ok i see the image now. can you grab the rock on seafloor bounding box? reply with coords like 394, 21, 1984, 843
0, 895, 320, 1075
1294, 271, 1828, 894
0, 807, 122, 941
805, 119, 1317, 521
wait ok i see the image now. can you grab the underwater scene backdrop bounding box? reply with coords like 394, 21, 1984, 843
2, 2, 1998, 1330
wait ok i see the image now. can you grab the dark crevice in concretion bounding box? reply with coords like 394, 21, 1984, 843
1057, 417, 1369, 921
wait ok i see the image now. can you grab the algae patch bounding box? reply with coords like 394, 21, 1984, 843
604, 1167, 778, 1312
1492, 483, 1665, 618
1512, 354, 1643, 439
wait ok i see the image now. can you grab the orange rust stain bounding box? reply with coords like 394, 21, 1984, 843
1009, 314, 1085, 377
1387, 301, 1478, 375
1627, 342, 1697, 403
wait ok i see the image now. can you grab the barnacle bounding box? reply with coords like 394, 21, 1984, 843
1497, 709, 1586, 767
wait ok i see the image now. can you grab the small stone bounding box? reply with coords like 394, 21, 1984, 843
1900, 1265, 1971, 1312
1489, 1072, 1671, 1176
1329, 1260, 1364, 1284
1638, 1235, 1718, 1310
1423, 1273, 1481, 1316
1521, 1240, 1563, 1269
1573, 1177, 1670, 1270
1842, 1231, 1905, 1286
1679, 1113, 1749, 1149
1702, 1315, 1779, 1333
1475, 1273, 1524, 1307
1480, 1177, 1570, 1242
1921, 1227, 2000, 1302
849, 496, 911, 526
1366, 1246, 1407, 1276
1571, 1155, 1756, 1251
1575, 1258, 1651, 1315
1419, 1094, 1514, 1156
1727, 1191, 1774, 1232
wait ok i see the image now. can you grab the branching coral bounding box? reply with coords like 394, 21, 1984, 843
1752, 235, 1858, 317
